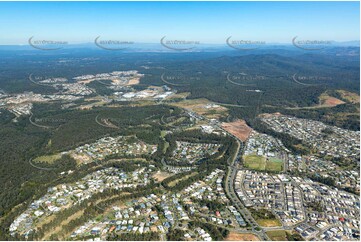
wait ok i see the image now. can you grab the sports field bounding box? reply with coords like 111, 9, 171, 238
243, 155, 283, 172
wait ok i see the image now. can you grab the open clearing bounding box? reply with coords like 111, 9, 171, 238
244, 155, 266, 170
266, 230, 288, 241
225, 232, 260, 241
243, 155, 283, 172
152, 171, 173, 182
166, 92, 190, 100
222, 119, 253, 142
172, 98, 228, 120
34, 153, 62, 163
250, 208, 283, 228
285, 92, 346, 110
266, 158, 284, 171
337, 90, 360, 103
319, 93, 345, 107
126, 77, 140, 85
257, 218, 282, 227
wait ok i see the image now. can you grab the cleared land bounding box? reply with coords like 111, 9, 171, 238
34, 153, 62, 163
337, 90, 360, 103
285, 92, 346, 110
319, 93, 345, 107
221, 119, 253, 142
266, 230, 288, 241
256, 219, 282, 227
250, 208, 283, 228
152, 171, 173, 182
225, 232, 260, 241
172, 98, 228, 120
126, 77, 140, 85
243, 155, 283, 172
166, 92, 190, 100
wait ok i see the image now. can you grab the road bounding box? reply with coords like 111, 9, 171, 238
223, 138, 271, 241
185, 109, 272, 240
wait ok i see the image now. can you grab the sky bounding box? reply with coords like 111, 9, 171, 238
0, 1, 359, 45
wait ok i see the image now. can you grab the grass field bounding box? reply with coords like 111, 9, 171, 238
266, 158, 284, 171
243, 155, 266, 170
34, 153, 62, 163
266, 230, 288, 241
160, 130, 170, 153
256, 219, 282, 227
243, 155, 283, 172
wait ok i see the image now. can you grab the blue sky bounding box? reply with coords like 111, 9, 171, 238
0, 1, 359, 44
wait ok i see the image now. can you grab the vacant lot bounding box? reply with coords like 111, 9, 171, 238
172, 98, 228, 120
319, 93, 345, 107
250, 208, 282, 228
337, 90, 360, 103
266, 230, 288, 241
225, 232, 260, 241
152, 171, 173, 182
257, 219, 282, 227
222, 119, 253, 142
243, 155, 283, 172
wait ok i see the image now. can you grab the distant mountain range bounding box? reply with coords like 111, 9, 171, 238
0, 40, 359, 51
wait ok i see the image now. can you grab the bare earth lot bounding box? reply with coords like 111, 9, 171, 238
152, 171, 173, 182
221, 119, 253, 142
172, 98, 228, 120
319, 93, 345, 107
225, 232, 260, 241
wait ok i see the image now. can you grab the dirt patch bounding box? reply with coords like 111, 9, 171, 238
222, 119, 253, 142
152, 171, 173, 182
172, 98, 228, 120
320, 94, 345, 107
225, 232, 260, 241
70, 153, 92, 165
126, 77, 140, 85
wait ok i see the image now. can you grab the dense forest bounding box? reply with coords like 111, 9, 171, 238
0, 103, 186, 238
